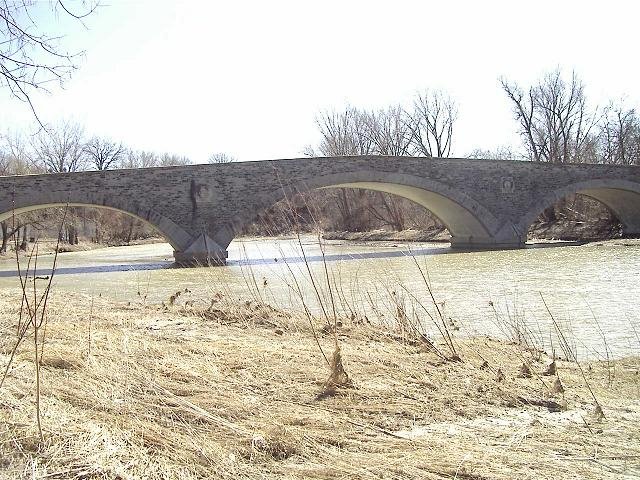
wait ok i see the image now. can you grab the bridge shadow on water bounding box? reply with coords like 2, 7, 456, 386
0, 241, 580, 278
231, 245, 453, 267
0, 246, 450, 277
0, 261, 174, 278
230, 240, 581, 267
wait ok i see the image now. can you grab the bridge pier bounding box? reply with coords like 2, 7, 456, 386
173, 250, 228, 266
449, 237, 525, 250
449, 227, 526, 250
173, 234, 228, 266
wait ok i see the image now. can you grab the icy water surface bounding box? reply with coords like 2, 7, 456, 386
1, 236, 638, 359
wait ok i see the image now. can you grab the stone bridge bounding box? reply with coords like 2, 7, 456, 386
1, 156, 639, 265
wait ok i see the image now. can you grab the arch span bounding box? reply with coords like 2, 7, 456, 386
227, 170, 508, 250
517, 179, 640, 238
0, 200, 193, 252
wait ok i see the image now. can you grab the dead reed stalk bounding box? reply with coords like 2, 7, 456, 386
540, 293, 604, 417
0, 204, 68, 441
407, 247, 459, 361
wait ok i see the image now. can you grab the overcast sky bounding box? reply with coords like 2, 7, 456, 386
1, 0, 639, 162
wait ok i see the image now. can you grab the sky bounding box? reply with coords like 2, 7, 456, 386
1, 0, 639, 162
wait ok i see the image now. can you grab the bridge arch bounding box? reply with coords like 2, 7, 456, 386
0, 197, 193, 252
516, 178, 640, 238
227, 170, 503, 249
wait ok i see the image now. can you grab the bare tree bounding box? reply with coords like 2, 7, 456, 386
158, 152, 191, 166
0, 130, 42, 174
501, 69, 599, 164
208, 152, 237, 163
250, 96, 459, 236
120, 149, 190, 169
83, 136, 125, 170
2, 130, 36, 172
0, 1, 98, 123
123, 150, 156, 169
599, 104, 640, 165
408, 90, 457, 157
363, 106, 414, 230
315, 108, 376, 231
32, 120, 86, 172
0, 148, 8, 175
289, 93, 459, 235
317, 94, 456, 159
366, 105, 413, 156
313, 103, 449, 232
316, 106, 375, 157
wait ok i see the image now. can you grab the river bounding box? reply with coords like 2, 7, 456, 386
0, 236, 638, 359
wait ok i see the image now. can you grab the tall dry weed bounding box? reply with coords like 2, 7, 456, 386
0, 205, 68, 441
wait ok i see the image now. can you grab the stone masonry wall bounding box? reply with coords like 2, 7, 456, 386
1, 156, 640, 259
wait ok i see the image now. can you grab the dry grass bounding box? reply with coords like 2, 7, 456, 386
0, 289, 639, 479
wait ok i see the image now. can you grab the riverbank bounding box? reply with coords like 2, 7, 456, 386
323, 218, 624, 244
0, 237, 164, 259
528, 218, 622, 242
322, 227, 450, 242
1, 291, 638, 479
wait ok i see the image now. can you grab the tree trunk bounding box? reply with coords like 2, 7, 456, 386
65, 224, 79, 245
19, 225, 28, 251
126, 219, 135, 244
0, 221, 7, 254
371, 192, 406, 231
336, 188, 353, 231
